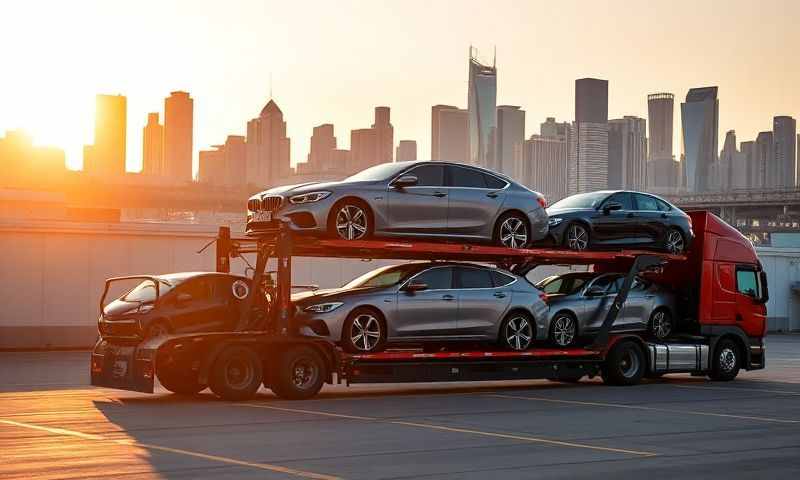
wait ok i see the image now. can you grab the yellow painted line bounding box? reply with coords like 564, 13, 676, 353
670, 384, 800, 396
237, 403, 656, 457
0, 418, 341, 480
487, 393, 800, 425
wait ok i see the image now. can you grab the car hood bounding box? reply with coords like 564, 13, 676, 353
546, 207, 593, 216
291, 286, 384, 304
263, 179, 372, 196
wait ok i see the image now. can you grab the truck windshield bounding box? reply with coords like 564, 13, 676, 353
550, 191, 610, 210
121, 279, 175, 304
343, 264, 422, 289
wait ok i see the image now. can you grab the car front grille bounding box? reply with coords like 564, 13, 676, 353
250, 195, 283, 212
99, 320, 140, 338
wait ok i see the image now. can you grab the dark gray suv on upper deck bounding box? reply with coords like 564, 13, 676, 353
247, 161, 549, 249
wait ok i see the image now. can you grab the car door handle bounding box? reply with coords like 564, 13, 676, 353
493, 292, 506, 298
486, 192, 498, 198
433, 191, 447, 198
442, 294, 455, 301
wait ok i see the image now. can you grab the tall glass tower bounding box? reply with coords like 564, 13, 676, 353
468, 47, 497, 169
681, 87, 718, 192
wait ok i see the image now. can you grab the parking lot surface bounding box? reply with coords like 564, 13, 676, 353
1, 335, 799, 479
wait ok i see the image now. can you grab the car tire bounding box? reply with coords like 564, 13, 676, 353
602, 340, 646, 386
648, 308, 673, 340
708, 338, 741, 381
329, 199, 373, 241
665, 228, 686, 254
145, 319, 171, 339
156, 363, 206, 395
549, 312, 578, 347
494, 212, 531, 249
564, 222, 590, 251
341, 307, 387, 353
208, 346, 264, 401
499, 312, 535, 351
271, 345, 326, 400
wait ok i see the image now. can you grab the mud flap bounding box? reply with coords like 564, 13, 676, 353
90, 338, 160, 393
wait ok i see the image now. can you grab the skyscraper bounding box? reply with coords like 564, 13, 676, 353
349, 128, 377, 173
432, 105, 469, 162
524, 134, 568, 202
164, 91, 194, 182
608, 116, 647, 190
199, 135, 247, 187
647, 93, 677, 190
540, 117, 569, 140
773, 116, 797, 188
741, 141, 758, 189
304, 123, 337, 173
681, 87, 718, 192
372, 106, 393, 164
396, 140, 417, 162
755, 131, 773, 189
718, 130, 737, 191
467, 47, 497, 169
83, 94, 126, 177
495, 105, 525, 178
246, 99, 291, 187
569, 78, 609, 194
142, 112, 164, 176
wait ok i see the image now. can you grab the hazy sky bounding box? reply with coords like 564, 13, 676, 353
1, 0, 798, 174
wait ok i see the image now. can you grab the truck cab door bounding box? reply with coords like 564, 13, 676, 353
734, 266, 768, 336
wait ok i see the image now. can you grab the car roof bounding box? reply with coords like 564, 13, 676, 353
156, 272, 247, 283
397, 160, 514, 182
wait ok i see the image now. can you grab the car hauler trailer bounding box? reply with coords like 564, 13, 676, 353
90, 211, 767, 400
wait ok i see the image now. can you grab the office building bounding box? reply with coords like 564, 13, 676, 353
0, 130, 66, 187
198, 135, 247, 187
540, 117, 569, 141
647, 93, 677, 190
350, 128, 377, 173
569, 78, 609, 194
608, 116, 647, 190
304, 124, 337, 173
773, 116, 797, 188
142, 112, 164, 176
467, 47, 497, 169
246, 99, 291, 187
524, 134, 568, 202
83, 94, 126, 177
681, 87, 718, 192
717, 130, 737, 191
432, 105, 469, 162
756, 131, 774, 189
396, 140, 417, 162
741, 141, 758, 189
164, 91, 194, 182
372, 106, 393, 164
495, 105, 525, 178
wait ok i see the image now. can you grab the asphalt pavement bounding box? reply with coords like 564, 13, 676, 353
1, 335, 799, 479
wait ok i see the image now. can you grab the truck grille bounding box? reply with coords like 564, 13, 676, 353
250, 195, 283, 212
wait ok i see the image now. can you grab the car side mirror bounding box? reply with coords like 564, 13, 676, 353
403, 281, 428, 293
176, 293, 192, 306
585, 285, 606, 297
392, 174, 418, 189
602, 202, 622, 214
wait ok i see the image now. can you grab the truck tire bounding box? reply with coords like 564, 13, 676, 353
157, 364, 206, 395
208, 346, 264, 401
271, 345, 326, 400
602, 340, 645, 386
708, 338, 741, 381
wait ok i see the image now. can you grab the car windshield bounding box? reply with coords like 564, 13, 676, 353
345, 162, 409, 182
120, 279, 175, 304
550, 191, 610, 210
537, 273, 594, 295
343, 264, 424, 289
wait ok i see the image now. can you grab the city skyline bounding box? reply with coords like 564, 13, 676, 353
2, 0, 798, 175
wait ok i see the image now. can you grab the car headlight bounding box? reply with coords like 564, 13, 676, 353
304, 302, 343, 313
548, 217, 563, 226
289, 191, 331, 204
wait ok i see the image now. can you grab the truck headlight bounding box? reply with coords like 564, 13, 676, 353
304, 302, 343, 313
548, 217, 563, 226
290, 191, 331, 204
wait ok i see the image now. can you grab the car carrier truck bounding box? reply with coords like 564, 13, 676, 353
91, 211, 767, 400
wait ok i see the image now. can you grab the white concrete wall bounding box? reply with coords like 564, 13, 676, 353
756, 247, 800, 332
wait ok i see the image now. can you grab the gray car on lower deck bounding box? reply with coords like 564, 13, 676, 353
291, 261, 549, 353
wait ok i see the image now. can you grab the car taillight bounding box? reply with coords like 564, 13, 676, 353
537, 196, 547, 209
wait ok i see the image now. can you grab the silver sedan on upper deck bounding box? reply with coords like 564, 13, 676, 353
247, 161, 549, 248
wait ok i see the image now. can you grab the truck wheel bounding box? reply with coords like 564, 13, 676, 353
157, 364, 206, 395
708, 338, 741, 381
602, 340, 645, 386
271, 346, 326, 400
208, 346, 263, 401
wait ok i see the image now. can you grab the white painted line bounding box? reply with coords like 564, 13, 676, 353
670, 384, 800, 396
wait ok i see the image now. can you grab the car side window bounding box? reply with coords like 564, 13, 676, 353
447, 166, 487, 188
634, 194, 659, 211
735, 268, 759, 297
456, 267, 494, 289
177, 278, 214, 302
484, 173, 508, 189
541, 278, 563, 294
407, 165, 444, 187
491, 270, 515, 287
589, 275, 619, 294
603, 192, 634, 210
655, 198, 672, 212
411, 267, 452, 290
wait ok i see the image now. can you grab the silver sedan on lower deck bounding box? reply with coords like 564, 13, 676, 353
291, 262, 549, 353
537, 272, 678, 347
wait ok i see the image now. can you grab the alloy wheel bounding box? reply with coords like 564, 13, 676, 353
552, 315, 576, 347
666, 230, 685, 254
651, 311, 672, 339
505, 316, 533, 350
500, 217, 529, 249
566, 224, 589, 251
335, 205, 368, 240
719, 347, 737, 373
350, 314, 381, 352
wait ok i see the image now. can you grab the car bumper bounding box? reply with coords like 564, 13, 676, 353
292, 307, 348, 342
526, 208, 550, 242
246, 200, 333, 236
